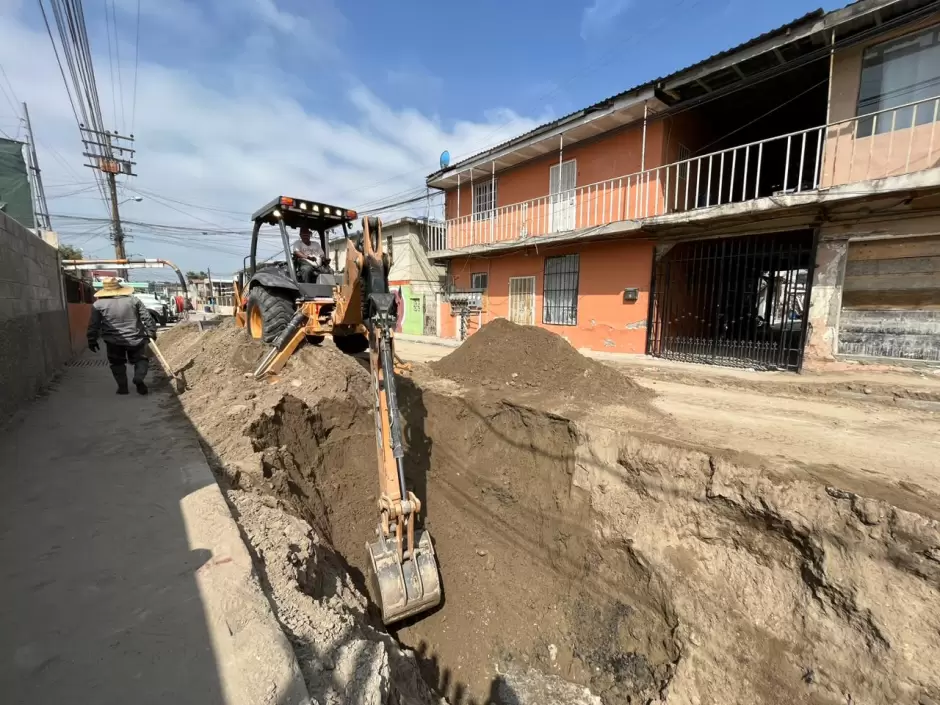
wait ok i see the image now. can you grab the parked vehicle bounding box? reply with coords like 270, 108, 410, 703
135, 293, 172, 327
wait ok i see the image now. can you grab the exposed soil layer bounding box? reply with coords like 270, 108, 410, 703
430, 318, 652, 406
163, 320, 940, 705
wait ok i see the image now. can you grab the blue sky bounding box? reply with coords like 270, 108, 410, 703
0, 0, 846, 273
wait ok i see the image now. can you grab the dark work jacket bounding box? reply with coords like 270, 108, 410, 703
87, 296, 155, 347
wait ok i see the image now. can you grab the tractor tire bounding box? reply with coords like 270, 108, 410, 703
307, 335, 325, 346
334, 332, 369, 355
246, 287, 295, 344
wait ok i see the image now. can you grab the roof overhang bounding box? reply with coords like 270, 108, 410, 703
428, 87, 667, 190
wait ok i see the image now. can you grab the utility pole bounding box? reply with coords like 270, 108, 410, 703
22, 102, 51, 231
81, 126, 136, 275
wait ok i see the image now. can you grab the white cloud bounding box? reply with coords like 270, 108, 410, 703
0, 3, 546, 272
580, 0, 634, 40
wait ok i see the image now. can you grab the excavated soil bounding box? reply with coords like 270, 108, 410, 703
430, 318, 652, 406
162, 319, 940, 705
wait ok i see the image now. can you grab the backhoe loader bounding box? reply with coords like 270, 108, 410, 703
234, 199, 441, 624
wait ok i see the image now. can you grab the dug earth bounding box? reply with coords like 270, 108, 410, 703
161, 318, 940, 705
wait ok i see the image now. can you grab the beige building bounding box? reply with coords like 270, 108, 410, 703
329, 217, 446, 336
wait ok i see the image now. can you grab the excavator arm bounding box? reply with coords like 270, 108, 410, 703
359, 217, 442, 624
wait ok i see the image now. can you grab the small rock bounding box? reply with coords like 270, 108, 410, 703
290, 379, 303, 388
244, 391, 257, 400
226, 404, 248, 417
863, 387, 874, 395
476, 548, 488, 557
243, 372, 253, 378
485, 555, 496, 571
213, 365, 224, 375
548, 643, 558, 663
826, 486, 856, 501
852, 497, 884, 525
511, 372, 519, 379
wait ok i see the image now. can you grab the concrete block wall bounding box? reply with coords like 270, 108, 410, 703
0, 212, 71, 420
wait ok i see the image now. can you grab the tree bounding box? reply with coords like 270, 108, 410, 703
59, 243, 84, 261
186, 270, 208, 280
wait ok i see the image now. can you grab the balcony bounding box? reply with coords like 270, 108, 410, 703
429, 95, 940, 255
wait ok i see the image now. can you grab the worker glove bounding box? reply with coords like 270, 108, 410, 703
88, 341, 99, 353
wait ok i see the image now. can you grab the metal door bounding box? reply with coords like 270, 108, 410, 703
648, 230, 816, 372
549, 160, 576, 232
423, 294, 437, 336
509, 276, 536, 325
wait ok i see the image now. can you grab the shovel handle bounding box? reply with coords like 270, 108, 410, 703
148, 340, 174, 376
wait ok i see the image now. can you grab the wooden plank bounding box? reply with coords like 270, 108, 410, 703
845, 256, 940, 277
842, 288, 940, 310
847, 236, 940, 262
843, 273, 940, 292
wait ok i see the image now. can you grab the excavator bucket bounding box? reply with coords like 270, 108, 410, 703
367, 528, 442, 625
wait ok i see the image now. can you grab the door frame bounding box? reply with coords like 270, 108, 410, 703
508, 276, 536, 325
549, 159, 577, 233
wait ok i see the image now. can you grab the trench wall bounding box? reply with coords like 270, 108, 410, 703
0, 212, 71, 420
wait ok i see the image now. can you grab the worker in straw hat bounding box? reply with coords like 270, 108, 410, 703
86, 277, 157, 395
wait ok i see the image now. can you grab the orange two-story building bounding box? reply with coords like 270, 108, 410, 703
427, 0, 940, 372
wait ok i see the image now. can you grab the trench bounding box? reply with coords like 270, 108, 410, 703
246, 383, 680, 704
243, 380, 940, 705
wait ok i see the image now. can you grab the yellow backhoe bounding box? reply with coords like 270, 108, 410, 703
233, 199, 441, 624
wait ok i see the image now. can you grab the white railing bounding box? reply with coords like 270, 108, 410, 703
423, 220, 447, 252
433, 95, 940, 253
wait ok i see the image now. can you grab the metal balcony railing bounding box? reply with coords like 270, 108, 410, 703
433, 95, 940, 253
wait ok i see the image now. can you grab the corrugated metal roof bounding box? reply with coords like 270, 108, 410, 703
429, 8, 827, 180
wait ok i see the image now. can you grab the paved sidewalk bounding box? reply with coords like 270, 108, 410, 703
0, 352, 309, 705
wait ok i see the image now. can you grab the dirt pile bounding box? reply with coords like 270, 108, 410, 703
430, 318, 650, 404
162, 319, 940, 705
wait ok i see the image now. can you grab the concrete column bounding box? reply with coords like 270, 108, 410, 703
805, 239, 849, 363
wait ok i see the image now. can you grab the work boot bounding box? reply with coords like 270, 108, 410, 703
112, 366, 129, 395
134, 380, 149, 395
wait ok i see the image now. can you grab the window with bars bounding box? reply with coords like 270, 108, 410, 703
472, 180, 497, 221
857, 25, 940, 137
470, 272, 488, 290
542, 254, 579, 326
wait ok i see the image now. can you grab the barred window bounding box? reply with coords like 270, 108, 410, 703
470, 272, 488, 290
472, 180, 497, 221
857, 25, 940, 136
542, 254, 579, 326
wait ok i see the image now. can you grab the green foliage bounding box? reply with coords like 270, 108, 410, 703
59, 243, 84, 261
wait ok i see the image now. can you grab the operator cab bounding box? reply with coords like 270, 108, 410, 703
247, 196, 358, 300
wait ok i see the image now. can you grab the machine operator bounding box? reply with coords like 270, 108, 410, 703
292, 227, 329, 283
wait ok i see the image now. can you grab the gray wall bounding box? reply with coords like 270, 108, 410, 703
0, 212, 71, 420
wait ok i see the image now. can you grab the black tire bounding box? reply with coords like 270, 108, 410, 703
307, 335, 325, 346
334, 332, 369, 355
246, 286, 295, 344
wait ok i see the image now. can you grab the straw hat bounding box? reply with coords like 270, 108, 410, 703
95, 277, 134, 298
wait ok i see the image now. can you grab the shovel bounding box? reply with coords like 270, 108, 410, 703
148, 339, 187, 393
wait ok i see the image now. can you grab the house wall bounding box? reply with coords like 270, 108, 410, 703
805, 213, 940, 365
822, 17, 940, 187
0, 212, 72, 420
444, 119, 667, 221
441, 238, 653, 352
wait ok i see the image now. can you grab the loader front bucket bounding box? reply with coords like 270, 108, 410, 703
367, 528, 441, 625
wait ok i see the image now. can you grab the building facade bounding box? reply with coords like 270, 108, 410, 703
427, 0, 940, 370
330, 217, 447, 336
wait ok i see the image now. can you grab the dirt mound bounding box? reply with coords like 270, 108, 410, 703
430, 318, 650, 404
